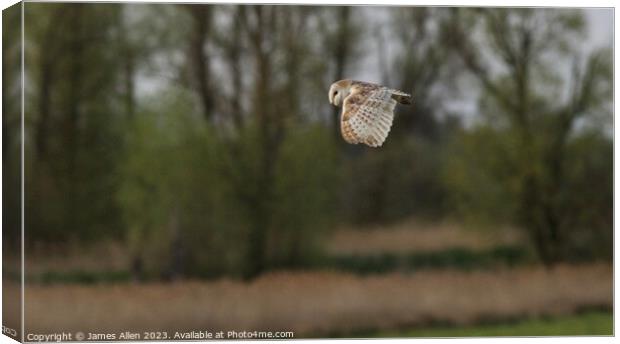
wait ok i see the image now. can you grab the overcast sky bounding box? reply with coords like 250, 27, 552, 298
136, 6, 613, 125
584, 8, 614, 52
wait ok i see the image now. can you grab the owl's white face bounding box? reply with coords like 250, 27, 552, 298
328, 83, 350, 107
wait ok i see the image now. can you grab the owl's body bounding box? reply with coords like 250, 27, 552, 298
328, 79, 412, 147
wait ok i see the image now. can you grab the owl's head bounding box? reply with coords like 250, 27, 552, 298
328, 79, 352, 106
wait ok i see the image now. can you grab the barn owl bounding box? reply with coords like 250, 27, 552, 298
329, 79, 412, 147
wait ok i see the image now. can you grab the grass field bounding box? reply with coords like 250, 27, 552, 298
6, 220, 612, 338
374, 311, 612, 337
18, 219, 521, 276
13, 263, 611, 337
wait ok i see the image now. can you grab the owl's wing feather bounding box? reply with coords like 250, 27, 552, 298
341, 85, 397, 147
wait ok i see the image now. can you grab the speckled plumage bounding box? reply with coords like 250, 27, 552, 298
328, 80, 412, 147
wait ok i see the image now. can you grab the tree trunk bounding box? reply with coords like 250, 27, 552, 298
331, 7, 351, 143
36, 55, 53, 160
65, 5, 84, 232
35, 7, 62, 161
187, 5, 215, 122
123, 41, 135, 119
166, 206, 184, 281
243, 6, 284, 279
228, 6, 245, 129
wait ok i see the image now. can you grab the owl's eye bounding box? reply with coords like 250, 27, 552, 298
333, 91, 338, 97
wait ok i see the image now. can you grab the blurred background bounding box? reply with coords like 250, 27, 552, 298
2, 3, 613, 338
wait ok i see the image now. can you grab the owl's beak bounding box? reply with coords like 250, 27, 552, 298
328, 91, 334, 105
332, 95, 341, 106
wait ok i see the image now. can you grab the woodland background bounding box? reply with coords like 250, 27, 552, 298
2, 3, 613, 338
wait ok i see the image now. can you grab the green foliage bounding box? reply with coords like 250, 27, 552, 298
23, 3, 126, 243
558, 132, 612, 260
12, 4, 613, 279
2, 3, 23, 248
444, 8, 612, 264
343, 135, 448, 225
118, 91, 244, 278
317, 245, 530, 275
30, 270, 131, 285
443, 125, 612, 262
17, 244, 529, 284
442, 127, 520, 226
118, 91, 339, 278
269, 125, 340, 267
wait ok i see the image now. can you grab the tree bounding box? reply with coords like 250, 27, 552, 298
445, 8, 612, 263
389, 8, 460, 140
114, 4, 340, 280
317, 6, 363, 143
2, 2, 23, 251
184, 4, 216, 122
24, 3, 128, 242
341, 8, 462, 224
215, 5, 246, 129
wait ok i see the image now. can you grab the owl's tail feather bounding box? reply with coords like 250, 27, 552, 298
392, 93, 412, 105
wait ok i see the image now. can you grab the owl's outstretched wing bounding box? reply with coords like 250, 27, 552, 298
340, 84, 398, 147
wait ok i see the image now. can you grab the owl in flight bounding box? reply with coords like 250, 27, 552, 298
329, 79, 412, 147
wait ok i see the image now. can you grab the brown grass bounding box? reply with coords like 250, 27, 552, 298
9, 219, 525, 276
327, 219, 524, 255
15, 263, 611, 337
